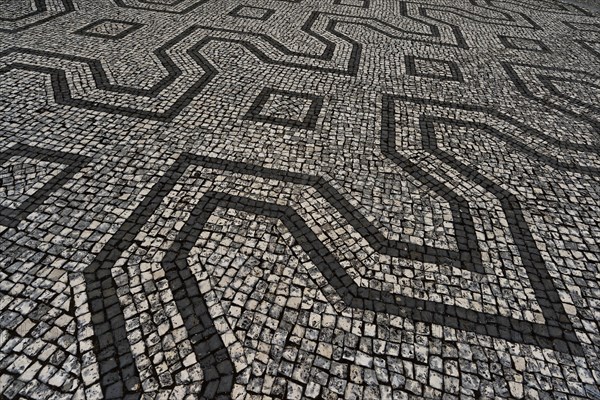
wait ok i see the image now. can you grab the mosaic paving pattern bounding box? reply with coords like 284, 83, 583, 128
1, 0, 600, 398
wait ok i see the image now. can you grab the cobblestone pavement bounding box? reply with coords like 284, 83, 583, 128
1, 0, 600, 399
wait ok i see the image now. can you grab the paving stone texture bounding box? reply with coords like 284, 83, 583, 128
1, 0, 600, 398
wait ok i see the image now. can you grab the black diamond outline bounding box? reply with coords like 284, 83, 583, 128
228, 5, 275, 21
243, 87, 324, 130
75, 19, 143, 40
405, 54, 464, 82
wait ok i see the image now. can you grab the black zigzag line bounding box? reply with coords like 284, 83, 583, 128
501, 62, 600, 131
85, 150, 585, 395
0, 0, 74, 33
417, 0, 541, 30
84, 150, 584, 397
0, 25, 217, 121
563, 20, 600, 32
0, 12, 465, 120
382, 94, 583, 353
471, 0, 543, 29
202, 156, 486, 271
393, 95, 600, 174
398, 3, 468, 48
423, 116, 600, 174
74, 19, 144, 40
161, 195, 238, 400
418, 114, 582, 342
538, 76, 600, 113
321, 8, 467, 49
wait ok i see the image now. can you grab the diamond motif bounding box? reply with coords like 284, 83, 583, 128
75, 19, 143, 39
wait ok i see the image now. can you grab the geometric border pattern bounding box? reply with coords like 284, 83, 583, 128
85, 134, 584, 396
0, 10, 468, 120
1, 0, 599, 398
382, 94, 583, 354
